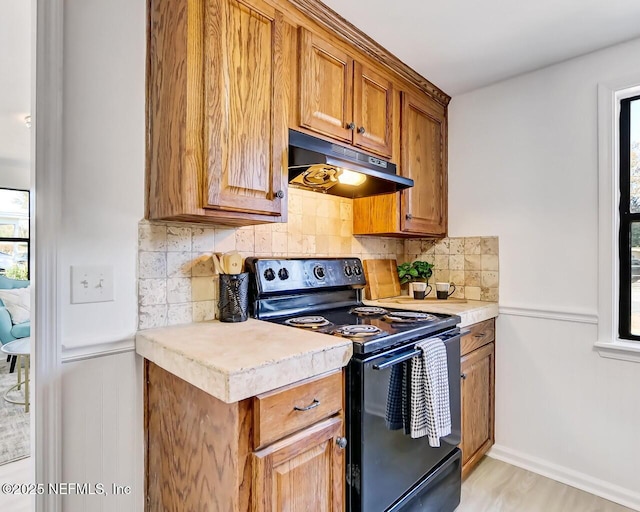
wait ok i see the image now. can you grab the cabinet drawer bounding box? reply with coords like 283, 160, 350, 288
253, 371, 343, 449
461, 319, 495, 356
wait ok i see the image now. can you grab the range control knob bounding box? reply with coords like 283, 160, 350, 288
278, 268, 289, 280
353, 265, 362, 276
344, 265, 353, 277
264, 268, 276, 281
313, 265, 326, 280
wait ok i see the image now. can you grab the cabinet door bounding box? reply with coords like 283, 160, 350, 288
299, 28, 354, 143
253, 416, 344, 512
400, 91, 447, 236
460, 342, 495, 477
353, 62, 393, 157
204, 0, 286, 216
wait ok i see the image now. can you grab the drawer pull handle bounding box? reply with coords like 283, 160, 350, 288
336, 437, 348, 449
461, 373, 467, 380
474, 333, 485, 338
293, 399, 320, 412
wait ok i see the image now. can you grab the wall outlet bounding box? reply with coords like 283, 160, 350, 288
71, 265, 115, 304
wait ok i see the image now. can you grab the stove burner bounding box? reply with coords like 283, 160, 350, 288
285, 316, 330, 328
383, 311, 439, 323
333, 324, 382, 338
350, 306, 388, 316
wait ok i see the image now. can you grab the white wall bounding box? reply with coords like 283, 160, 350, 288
59, 1, 146, 510
449, 37, 640, 509
0, 0, 31, 190
0, 167, 30, 192
61, 0, 145, 349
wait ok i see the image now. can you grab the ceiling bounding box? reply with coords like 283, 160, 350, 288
321, 0, 640, 95
0, 0, 31, 180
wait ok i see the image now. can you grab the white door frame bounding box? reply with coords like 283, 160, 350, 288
33, 0, 63, 510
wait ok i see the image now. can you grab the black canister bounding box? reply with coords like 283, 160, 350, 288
218, 272, 249, 322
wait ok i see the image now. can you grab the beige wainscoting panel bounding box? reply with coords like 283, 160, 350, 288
61, 351, 144, 512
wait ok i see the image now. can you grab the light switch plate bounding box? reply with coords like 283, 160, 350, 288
71, 265, 114, 304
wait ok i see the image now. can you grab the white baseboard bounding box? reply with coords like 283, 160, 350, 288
488, 444, 640, 511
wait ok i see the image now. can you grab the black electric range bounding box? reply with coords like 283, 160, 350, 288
246, 257, 459, 354
266, 304, 459, 355
246, 257, 462, 512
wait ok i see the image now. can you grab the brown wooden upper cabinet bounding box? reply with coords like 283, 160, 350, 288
399, 90, 448, 236
147, 0, 290, 225
298, 28, 393, 158
352, 89, 448, 237
148, 0, 450, 227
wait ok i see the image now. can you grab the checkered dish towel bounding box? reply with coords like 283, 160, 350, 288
385, 362, 412, 432
410, 337, 451, 447
385, 363, 405, 430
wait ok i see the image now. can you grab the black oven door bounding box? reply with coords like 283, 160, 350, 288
346, 329, 461, 512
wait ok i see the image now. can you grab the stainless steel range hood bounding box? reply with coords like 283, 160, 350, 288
288, 130, 413, 198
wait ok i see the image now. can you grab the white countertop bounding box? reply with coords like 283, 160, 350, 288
136, 319, 352, 404
363, 298, 498, 327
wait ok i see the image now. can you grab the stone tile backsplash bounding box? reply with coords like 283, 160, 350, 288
138, 188, 405, 329
403, 236, 499, 301
138, 187, 499, 329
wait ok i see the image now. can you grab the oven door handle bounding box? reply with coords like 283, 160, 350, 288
372, 349, 422, 370
371, 329, 464, 370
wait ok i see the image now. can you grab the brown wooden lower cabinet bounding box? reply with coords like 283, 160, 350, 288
253, 416, 344, 511
145, 362, 345, 511
459, 319, 496, 478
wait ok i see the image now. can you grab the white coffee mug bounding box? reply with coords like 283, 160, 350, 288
411, 282, 432, 300
435, 282, 456, 300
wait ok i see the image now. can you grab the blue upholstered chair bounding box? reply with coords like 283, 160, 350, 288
0, 276, 30, 372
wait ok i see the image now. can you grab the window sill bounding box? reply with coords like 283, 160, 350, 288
594, 340, 640, 363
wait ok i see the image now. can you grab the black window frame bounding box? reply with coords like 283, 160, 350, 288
0, 187, 30, 280
618, 94, 640, 340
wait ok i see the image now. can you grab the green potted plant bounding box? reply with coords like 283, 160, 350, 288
412, 261, 434, 284
397, 261, 434, 284
397, 261, 434, 299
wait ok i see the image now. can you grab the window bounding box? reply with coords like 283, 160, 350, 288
619, 96, 640, 340
596, 81, 640, 362
0, 188, 30, 280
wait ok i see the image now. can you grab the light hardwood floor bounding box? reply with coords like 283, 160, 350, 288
459, 457, 634, 512
0, 457, 32, 512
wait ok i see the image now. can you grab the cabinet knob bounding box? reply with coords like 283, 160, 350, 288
347, 122, 356, 130
405, 213, 413, 220
461, 373, 467, 380
357, 126, 366, 134
336, 437, 348, 449
275, 190, 284, 199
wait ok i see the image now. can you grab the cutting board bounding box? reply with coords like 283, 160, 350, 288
363, 259, 401, 300
385, 297, 468, 304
